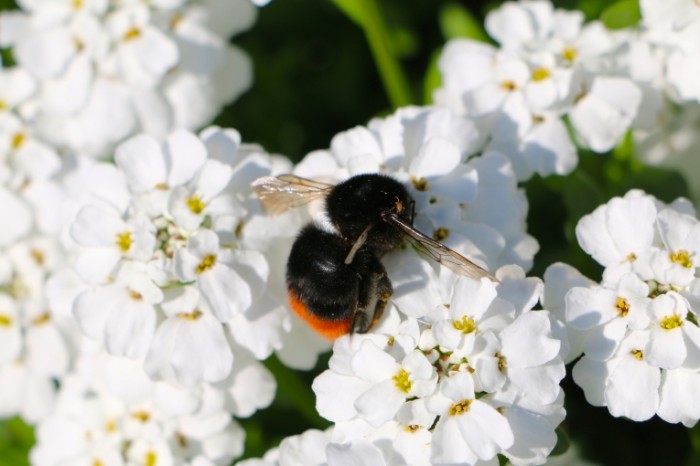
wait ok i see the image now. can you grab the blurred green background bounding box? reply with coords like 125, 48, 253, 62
1, 0, 698, 464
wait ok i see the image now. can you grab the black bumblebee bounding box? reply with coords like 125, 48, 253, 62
252, 173, 494, 339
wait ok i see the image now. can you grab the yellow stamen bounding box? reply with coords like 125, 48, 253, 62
131, 411, 150, 422
411, 177, 429, 192
115, 231, 132, 253
669, 249, 693, 269
453, 315, 476, 334
449, 399, 472, 416
615, 297, 630, 317
177, 310, 203, 320
195, 255, 216, 274
32, 312, 51, 326
501, 80, 517, 91
129, 290, 143, 301
392, 368, 412, 394
186, 195, 206, 215
660, 313, 683, 330
631, 349, 643, 360
531, 67, 551, 81
145, 451, 157, 466
0, 314, 13, 327
562, 46, 577, 61
123, 27, 141, 41
495, 352, 507, 373
433, 227, 449, 241
11, 132, 26, 149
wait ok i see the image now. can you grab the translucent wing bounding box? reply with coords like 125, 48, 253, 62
252, 174, 333, 215
382, 211, 497, 281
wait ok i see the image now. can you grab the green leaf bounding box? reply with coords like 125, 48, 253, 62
438, 2, 490, 42
600, 0, 640, 30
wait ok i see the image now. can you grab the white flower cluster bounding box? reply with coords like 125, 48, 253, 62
31, 348, 274, 466
546, 190, 700, 426
244, 270, 565, 466
64, 127, 292, 385
435, 0, 644, 180
0, 0, 255, 158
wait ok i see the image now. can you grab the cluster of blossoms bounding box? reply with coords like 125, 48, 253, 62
545, 190, 700, 425
31, 348, 275, 466
0, 0, 255, 158
435, 0, 642, 180
1, 0, 700, 464
243, 270, 566, 466
433, 0, 700, 201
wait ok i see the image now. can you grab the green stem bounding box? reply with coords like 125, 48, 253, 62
333, 0, 414, 108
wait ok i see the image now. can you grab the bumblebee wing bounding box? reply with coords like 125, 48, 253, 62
252, 174, 334, 215
382, 212, 497, 281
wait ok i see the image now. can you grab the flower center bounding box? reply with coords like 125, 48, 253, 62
615, 297, 630, 317
660, 313, 683, 330
630, 349, 644, 360
0, 314, 13, 327
449, 399, 472, 416
392, 368, 412, 393
123, 27, 141, 41
131, 410, 150, 422
626, 252, 637, 262
145, 451, 157, 466
177, 310, 203, 320
433, 227, 449, 241
115, 231, 132, 253
495, 352, 507, 373
11, 132, 26, 149
501, 80, 517, 91
669, 249, 693, 268
453, 315, 476, 334
196, 255, 217, 274
32, 312, 51, 326
129, 290, 143, 301
186, 195, 206, 215
562, 46, 577, 62
531, 67, 551, 81
411, 177, 429, 192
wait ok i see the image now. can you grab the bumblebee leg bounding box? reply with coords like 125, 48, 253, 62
351, 270, 393, 334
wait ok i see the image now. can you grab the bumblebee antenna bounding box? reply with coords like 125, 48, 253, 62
344, 223, 374, 265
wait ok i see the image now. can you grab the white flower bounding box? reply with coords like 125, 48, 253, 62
427, 371, 514, 465
144, 286, 233, 385
173, 230, 254, 322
